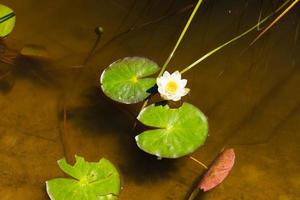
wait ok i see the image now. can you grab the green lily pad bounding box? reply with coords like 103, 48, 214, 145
0, 4, 16, 37
100, 57, 160, 104
46, 155, 121, 200
136, 103, 208, 158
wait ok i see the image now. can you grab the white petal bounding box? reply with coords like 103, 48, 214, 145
156, 77, 164, 87
182, 88, 190, 96
162, 71, 171, 78
172, 96, 181, 101
171, 71, 181, 80
179, 79, 187, 88
158, 86, 166, 95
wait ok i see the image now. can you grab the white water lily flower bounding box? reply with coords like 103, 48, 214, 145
156, 71, 190, 101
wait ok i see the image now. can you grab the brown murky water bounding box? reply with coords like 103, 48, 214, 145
1, 0, 300, 199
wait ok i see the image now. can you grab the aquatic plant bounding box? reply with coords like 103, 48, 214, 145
251, 0, 299, 45
0, 4, 15, 37
188, 148, 236, 199
99, 0, 293, 198
46, 155, 121, 200
100, 0, 292, 159
36, 0, 295, 199
101, 0, 207, 159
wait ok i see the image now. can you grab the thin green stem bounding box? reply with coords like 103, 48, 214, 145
180, 0, 291, 74
137, 0, 204, 115
0, 12, 15, 24
158, 0, 204, 77
250, 0, 299, 45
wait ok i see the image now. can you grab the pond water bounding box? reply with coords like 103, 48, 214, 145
1, 0, 300, 199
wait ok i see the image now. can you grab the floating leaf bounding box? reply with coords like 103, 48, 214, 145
100, 57, 160, 104
0, 4, 16, 37
46, 155, 121, 200
198, 148, 235, 192
136, 103, 208, 158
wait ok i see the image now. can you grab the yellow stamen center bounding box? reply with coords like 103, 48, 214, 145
165, 81, 178, 94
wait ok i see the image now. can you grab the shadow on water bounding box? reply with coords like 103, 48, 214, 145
62, 86, 179, 183
0, 43, 59, 93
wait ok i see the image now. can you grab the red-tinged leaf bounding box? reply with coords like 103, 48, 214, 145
198, 148, 235, 192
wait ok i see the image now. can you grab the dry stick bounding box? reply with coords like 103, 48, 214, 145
114, 0, 138, 34
137, 0, 204, 116
62, 105, 72, 163
257, 0, 264, 31
187, 189, 200, 200
57, 103, 73, 163
179, 0, 291, 75
82, 27, 104, 65
250, 0, 299, 45
186, 156, 208, 200
95, 2, 196, 56
189, 156, 208, 169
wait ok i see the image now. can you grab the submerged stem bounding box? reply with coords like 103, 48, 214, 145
180, 0, 291, 74
187, 188, 200, 200
250, 0, 299, 45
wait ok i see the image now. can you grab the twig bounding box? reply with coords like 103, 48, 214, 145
83, 26, 104, 65
250, 0, 299, 45
57, 102, 72, 164
189, 156, 208, 169
179, 0, 291, 74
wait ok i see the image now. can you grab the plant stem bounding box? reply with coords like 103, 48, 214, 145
187, 188, 200, 200
189, 156, 208, 169
158, 0, 204, 77
0, 12, 15, 24
137, 0, 204, 116
83, 26, 104, 65
250, 0, 299, 45
179, 0, 291, 74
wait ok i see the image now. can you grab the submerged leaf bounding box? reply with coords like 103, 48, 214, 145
0, 4, 16, 37
20, 45, 49, 60
46, 155, 121, 200
100, 57, 160, 104
136, 103, 208, 158
198, 148, 235, 192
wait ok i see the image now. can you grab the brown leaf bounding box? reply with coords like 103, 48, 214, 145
198, 148, 235, 192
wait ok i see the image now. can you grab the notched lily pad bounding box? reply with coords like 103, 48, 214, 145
46, 155, 121, 200
0, 4, 16, 37
136, 102, 208, 158
100, 57, 160, 104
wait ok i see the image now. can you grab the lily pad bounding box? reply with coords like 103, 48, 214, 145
0, 4, 16, 37
100, 57, 160, 104
136, 103, 208, 158
46, 155, 121, 200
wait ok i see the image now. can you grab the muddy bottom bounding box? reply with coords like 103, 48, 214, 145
0, 0, 300, 199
